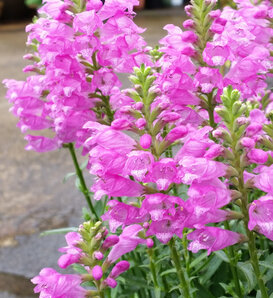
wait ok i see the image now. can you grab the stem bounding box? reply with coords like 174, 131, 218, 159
231, 141, 268, 298
66, 143, 99, 221
147, 248, 160, 290
207, 92, 217, 129
224, 221, 242, 297
169, 238, 191, 298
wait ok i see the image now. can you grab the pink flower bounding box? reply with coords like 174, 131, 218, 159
31, 268, 86, 298
73, 10, 102, 36
58, 232, 82, 269
249, 196, 273, 241
203, 42, 229, 66
91, 174, 144, 200
194, 67, 223, 94
102, 235, 120, 250
108, 225, 145, 262
102, 200, 148, 232
255, 165, 273, 194
124, 151, 154, 181
148, 158, 178, 191
24, 135, 60, 152
165, 126, 188, 143
187, 227, 242, 255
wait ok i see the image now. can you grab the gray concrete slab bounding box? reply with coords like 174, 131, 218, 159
0, 9, 186, 297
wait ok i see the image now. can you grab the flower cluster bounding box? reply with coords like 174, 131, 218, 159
4, 0, 273, 297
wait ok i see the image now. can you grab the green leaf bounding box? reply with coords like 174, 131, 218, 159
160, 268, 176, 277
63, 172, 76, 183
73, 263, 88, 274
214, 251, 230, 263
200, 255, 222, 284
189, 252, 208, 269
259, 261, 273, 271
237, 262, 256, 293
40, 227, 78, 236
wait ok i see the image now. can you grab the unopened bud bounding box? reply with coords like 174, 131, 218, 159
146, 238, 154, 248
140, 134, 152, 149
110, 261, 130, 278
94, 251, 104, 260
92, 265, 103, 280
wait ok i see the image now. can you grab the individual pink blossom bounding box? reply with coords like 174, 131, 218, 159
146, 238, 154, 248
203, 144, 223, 159
31, 268, 86, 298
194, 67, 223, 94
249, 196, 273, 241
108, 225, 146, 262
148, 158, 178, 191
94, 251, 104, 260
58, 232, 82, 269
203, 42, 229, 66
140, 193, 184, 221
187, 227, 243, 255
91, 174, 144, 200
240, 137, 255, 149
255, 165, 273, 194
124, 151, 154, 181
102, 200, 148, 232
110, 260, 130, 278
24, 135, 60, 152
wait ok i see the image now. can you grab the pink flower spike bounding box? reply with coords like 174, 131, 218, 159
187, 227, 242, 255
92, 265, 103, 280
110, 261, 130, 278
249, 196, 273, 241
140, 134, 152, 149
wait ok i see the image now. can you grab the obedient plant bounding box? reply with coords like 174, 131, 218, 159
3, 0, 273, 297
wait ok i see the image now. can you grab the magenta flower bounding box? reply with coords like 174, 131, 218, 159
249, 196, 273, 241
187, 227, 243, 255
31, 268, 86, 298
124, 151, 154, 181
108, 225, 145, 262
102, 200, 148, 232
58, 232, 82, 269
255, 165, 273, 194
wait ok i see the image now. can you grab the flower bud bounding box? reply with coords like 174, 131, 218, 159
240, 137, 255, 149
143, 222, 149, 229
165, 126, 188, 143
135, 118, 146, 129
93, 251, 104, 260
183, 19, 195, 29
111, 119, 131, 130
204, 144, 223, 159
184, 5, 192, 16
104, 277, 117, 289
134, 102, 144, 110
181, 31, 198, 43
247, 149, 268, 164
92, 265, 103, 280
140, 134, 152, 149
208, 9, 221, 19
161, 112, 180, 123
146, 238, 154, 248
102, 235, 119, 250
110, 261, 130, 278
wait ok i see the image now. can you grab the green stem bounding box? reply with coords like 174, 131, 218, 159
231, 142, 268, 298
147, 248, 160, 290
169, 238, 191, 298
207, 93, 217, 129
66, 143, 99, 221
224, 221, 242, 297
